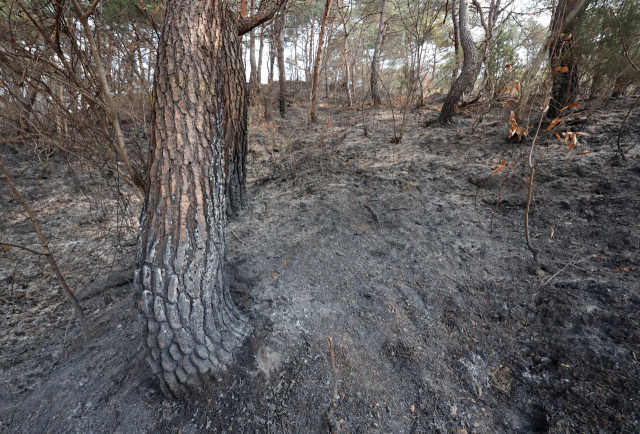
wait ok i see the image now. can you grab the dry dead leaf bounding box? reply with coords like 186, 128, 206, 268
491, 161, 507, 174
554, 66, 570, 73
547, 117, 561, 130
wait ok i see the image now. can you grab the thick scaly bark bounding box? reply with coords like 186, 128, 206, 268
310, 0, 334, 123
370, 0, 389, 106
136, 0, 251, 397
438, 0, 476, 124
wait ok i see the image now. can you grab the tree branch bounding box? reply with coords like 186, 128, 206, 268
0, 242, 47, 256
238, 0, 288, 36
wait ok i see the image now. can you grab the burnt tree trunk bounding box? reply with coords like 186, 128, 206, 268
277, 4, 287, 117
547, 0, 587, 119
310, 0, 333, 123
438, 0, 476, 124
370, 0, 389, 106
136, 0, 254, 397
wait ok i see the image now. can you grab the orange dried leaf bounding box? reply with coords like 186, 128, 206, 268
554, 66, 570, 73
491, 161, 507, 174
581, 150, 591, 155
500, 85, 509, 94
569, 103, 579, 109
555, 132, 562, 140
563, 33, 572, 40
505, 64, 512, 73
0, 246, 12, 252
547, 117, 561, 130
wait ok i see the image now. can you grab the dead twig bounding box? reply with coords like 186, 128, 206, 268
0, 155, 90, 336
0, 242, 47, 256
535, 249, 589, 291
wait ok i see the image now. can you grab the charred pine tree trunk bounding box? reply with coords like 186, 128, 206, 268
277, 4, 287, 117
547, 0, 587, 119
310, 0, 333, 123
136, 0, 252, 397
438, 0, 476, 124
370, 0, 389, 106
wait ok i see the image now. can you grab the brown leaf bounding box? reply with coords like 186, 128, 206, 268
547, 117, 561, 130
0, 246, 12, 252
505, 64, 512, 73
554, 66, 570, 73
563, 33, 572, 40
491, 160, 507, 174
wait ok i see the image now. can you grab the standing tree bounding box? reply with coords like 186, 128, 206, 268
438, 0, 476, 124
310, 0, 334, 122
136, 0, 286, 397
547, 0, 589, 118
277, 2, 288, 117
371, 0, 390, 105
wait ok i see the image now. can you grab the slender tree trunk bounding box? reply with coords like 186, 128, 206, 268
452, 0, 460, 75
249, 0, 257, 96
351, 20, 365, 93
342, 36, 352, 106
268, 22, 276, 84
371, 0, 389, 105
277, 4, 287, 116
438, 0, 476, 124
257, 26, 265, 91
310, 0, 333, 123
137, 0, 253, 397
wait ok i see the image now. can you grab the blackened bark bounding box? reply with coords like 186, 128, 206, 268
438, 0, 476, 124
547, 0, 588, 118
136, 0, 251, 397
277, 4, 287, 117
370, 0, 389, 106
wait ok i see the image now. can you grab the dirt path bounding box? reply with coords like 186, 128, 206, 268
1, 98, 639, 433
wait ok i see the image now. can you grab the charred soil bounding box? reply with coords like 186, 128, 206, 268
1, 96, 639, 433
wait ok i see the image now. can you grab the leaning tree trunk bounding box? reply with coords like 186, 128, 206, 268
547, 0, 586, 119
310, 0, 333, 123
136, 0, 252, 397
438, 0, 476, 124
370, 0, 389, 106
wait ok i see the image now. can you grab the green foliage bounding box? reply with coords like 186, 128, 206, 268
578, 0, 640, 93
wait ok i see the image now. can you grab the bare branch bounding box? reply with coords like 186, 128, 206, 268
0, 242, 48, 256
238, 0, 288, 36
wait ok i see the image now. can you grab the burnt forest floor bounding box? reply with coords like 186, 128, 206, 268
1, 94, 639, 434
